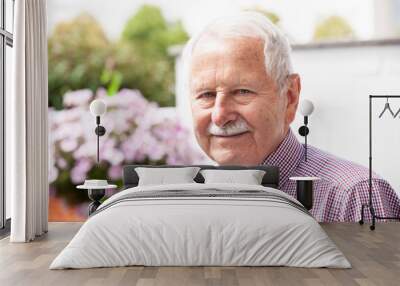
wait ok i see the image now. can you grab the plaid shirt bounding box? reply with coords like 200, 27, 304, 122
263, 129, 400, 222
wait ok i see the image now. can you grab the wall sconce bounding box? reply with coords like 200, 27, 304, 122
298, 99, 314, 162
90, 99, 107, 164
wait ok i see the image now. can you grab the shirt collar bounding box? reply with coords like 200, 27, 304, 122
262, 128, 304, 188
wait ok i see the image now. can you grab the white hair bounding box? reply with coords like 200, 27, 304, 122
181, 11, 294, 96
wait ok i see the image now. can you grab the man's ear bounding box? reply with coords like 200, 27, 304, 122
284, 74, 301, 126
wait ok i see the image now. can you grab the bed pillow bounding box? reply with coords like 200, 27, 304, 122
200, 169, 266, 185
135, 167, 201, 186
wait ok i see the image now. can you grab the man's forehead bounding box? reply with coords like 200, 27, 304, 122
192, 35, 265, 61
189, 37, 268, 89
190, 66, 268, 92
190, 69, 216, 90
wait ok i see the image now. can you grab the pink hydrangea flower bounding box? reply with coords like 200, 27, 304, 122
48, 88, 206, 184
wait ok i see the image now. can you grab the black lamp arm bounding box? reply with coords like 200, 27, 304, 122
94, 116, 106, 163
298, 115, 310, 162
304, 115, 308, 125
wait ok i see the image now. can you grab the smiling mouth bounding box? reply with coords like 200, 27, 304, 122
213, 131, 249, 138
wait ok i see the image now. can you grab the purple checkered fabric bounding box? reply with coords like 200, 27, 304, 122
263, 129, 400, 222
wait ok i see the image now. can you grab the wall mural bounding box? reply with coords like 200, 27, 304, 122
48, 2, 400, 221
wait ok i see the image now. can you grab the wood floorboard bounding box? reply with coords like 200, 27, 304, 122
0, 222, 399, 286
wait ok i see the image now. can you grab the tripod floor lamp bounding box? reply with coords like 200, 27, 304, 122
359, 95, 400, 230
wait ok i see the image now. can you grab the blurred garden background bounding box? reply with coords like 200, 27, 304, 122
48, 5, 206, 221
48, 0, 400, 221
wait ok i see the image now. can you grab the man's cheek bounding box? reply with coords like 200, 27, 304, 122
193, 109, 210, 127
193, 117, 209, 139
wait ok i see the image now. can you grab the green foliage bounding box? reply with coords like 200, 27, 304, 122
165, 21, 190, 47
48, 13, 111, 109
118, 5, 189, 106
122, 5, 168, 54
48, 5, 189, 109
313, 15, 355, 41
109, 41, 176, 106
100, 69, 123, 96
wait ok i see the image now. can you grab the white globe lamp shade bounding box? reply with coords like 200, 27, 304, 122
300, 99, 314, 116
90, 99, 106, 116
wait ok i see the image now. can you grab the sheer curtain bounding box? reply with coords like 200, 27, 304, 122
9, 0, 48, 242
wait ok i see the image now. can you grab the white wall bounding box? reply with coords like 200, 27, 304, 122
374, 0, 400, 38
291, 42, 400, 194
176, 41, 400, 194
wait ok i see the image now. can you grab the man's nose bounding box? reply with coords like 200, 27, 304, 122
211, 93, 238, 127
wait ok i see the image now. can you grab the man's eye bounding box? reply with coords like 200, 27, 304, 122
237, 89, 251, 95
199, 92, 215, 99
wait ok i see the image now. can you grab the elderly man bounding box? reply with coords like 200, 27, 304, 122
182, 12, 400, 222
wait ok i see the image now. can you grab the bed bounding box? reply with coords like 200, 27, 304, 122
50, 165, 350, 269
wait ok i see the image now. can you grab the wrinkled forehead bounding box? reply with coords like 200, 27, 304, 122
189, 35, 268, 90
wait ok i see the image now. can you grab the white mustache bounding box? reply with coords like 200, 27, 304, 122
208, 118, 250, 137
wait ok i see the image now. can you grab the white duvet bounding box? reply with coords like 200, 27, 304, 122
50, 183, 351, 269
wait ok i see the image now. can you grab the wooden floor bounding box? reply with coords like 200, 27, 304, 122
0, 222, 399, 286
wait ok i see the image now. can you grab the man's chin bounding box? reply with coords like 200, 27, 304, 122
207, 133, 256, 165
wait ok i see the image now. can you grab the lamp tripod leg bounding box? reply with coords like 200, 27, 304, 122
359, 204, 365, 225
370, 206, 376, 231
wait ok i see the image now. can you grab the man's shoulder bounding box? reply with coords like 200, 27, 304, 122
304, 145, 385, 190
